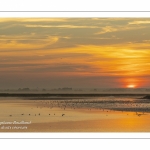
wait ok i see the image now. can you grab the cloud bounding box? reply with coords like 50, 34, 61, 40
1, 18, 150, 88
0, 36, 59, 51
95, 26, 118, 34
25, 24, 99, 28
95, 25, 144, 35
128, 21, 150, 25
0, 18, 67, 23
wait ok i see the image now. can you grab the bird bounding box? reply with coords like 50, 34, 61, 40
136, 112, 142, 117
62, 114, 65, 116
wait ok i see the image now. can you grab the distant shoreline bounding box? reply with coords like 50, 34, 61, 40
0, 93, 148, 97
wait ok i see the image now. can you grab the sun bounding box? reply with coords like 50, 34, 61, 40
127, 84, 136, 88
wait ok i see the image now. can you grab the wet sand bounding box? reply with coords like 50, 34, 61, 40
0, 98, 150, 132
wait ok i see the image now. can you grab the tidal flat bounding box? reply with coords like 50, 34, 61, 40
0, 93, 150, 132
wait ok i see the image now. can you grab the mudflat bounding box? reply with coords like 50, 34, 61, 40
0, 96, 150, 132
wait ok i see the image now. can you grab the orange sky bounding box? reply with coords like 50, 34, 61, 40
0, 18, 150, 89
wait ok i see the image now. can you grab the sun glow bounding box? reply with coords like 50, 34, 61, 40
127, 84, 136, 88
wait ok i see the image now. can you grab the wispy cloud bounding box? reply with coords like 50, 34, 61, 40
0, 18, 67, 23
0, 36, 59, 51
25, 24, 99, 28
95, 26, 117, 34
129, 21, 150, 25
95, 25, 144, 34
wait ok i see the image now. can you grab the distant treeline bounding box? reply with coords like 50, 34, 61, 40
0, 93, 148, 97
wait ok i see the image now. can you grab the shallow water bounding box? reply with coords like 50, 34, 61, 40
0, 96, 150, 132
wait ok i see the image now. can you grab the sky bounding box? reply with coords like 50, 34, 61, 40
0, 18, 150, 89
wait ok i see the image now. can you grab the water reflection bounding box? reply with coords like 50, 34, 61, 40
0, 96, 150, 132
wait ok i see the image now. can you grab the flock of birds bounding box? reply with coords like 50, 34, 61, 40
8, 97, 150, 118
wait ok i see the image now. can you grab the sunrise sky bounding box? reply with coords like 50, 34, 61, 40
1, 18, 150, 89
